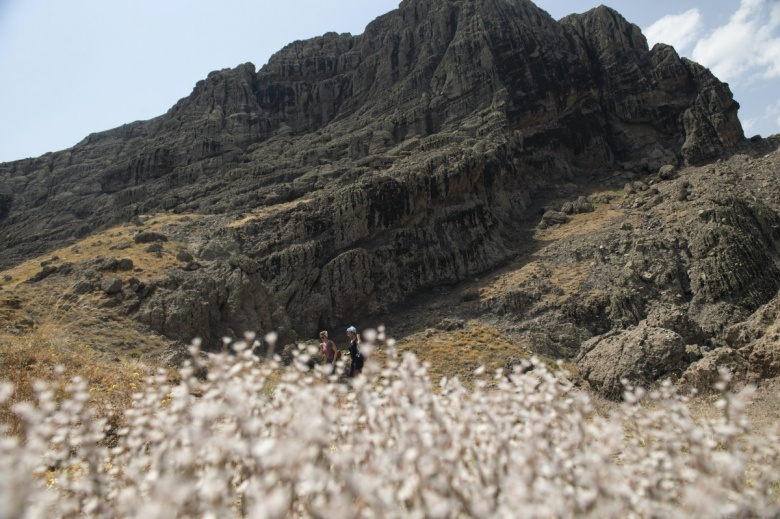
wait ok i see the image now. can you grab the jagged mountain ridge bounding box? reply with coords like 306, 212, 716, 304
0, 0, 748, 352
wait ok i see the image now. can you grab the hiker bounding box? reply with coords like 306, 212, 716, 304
346, 326, 363, 378
319, 330, 339, 374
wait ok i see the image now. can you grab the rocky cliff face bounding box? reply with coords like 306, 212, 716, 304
0, 0, 747, 349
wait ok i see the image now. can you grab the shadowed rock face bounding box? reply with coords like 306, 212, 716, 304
0, 0, 744, 344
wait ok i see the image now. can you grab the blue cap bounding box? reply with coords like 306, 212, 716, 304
346, 326, 357, 334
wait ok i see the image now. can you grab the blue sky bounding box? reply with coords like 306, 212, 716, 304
0, 0, 778, 163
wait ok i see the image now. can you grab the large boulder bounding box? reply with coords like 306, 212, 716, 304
680, 347, 749, 391
744, 339, 780, 382
646, 303, 706, 346
576, 324, 689, 398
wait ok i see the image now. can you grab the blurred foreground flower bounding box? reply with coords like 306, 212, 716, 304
0, 339, 778, 518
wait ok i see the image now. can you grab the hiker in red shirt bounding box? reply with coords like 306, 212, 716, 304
319, 330, 339, 374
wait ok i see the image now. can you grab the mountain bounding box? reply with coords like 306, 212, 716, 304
4, 0, 779, 395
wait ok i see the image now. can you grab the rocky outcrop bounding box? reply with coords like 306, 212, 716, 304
559, 9, 742, 167
680, 347, 749, 391
721, 294, 780, 382
0, 0, 745, 345
133, 261, 295, 347
576, 324, 690, 397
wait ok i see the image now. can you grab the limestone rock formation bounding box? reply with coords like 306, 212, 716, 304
721, 293, 780, 383
680, 347, 749, 392
0, 0, 749, 350
132, 260, 296, 347
576, 324, 690, 397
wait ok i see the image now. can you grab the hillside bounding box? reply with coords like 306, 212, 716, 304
3, 135, 780, 398
2, 0, 779, 397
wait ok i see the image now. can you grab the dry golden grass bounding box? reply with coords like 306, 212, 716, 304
479, 259, 595, 306
228, 198, 313, 228
1, 282, 173, 358
534, 207, 626, 242
0, 324, 152, 438
0, 212, 198, 289
0, 211, 227, 440
548, 261, 591, 297
0, 214, 195, 300
391, 321, 534, 385
535, 188, 627, 242
479, 262, 550, 301
0, 212, 197, 366
0, 267, 183, 439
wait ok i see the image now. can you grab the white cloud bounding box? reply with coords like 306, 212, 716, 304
691, 0, 780, 84
644, 9, 703, 53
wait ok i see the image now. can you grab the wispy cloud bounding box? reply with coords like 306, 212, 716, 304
691, 0, 780, 84
644, 9, 703, 53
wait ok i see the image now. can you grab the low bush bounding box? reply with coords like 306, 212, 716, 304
1, 336, 779, 518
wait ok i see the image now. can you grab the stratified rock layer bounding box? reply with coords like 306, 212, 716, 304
0, 0, 744, 345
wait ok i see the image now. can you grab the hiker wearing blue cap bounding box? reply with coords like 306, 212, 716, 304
346, 326, 363, 377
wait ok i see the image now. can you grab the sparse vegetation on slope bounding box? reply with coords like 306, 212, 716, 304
0, 215, 195, 364
0, 322, 152, 439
